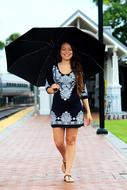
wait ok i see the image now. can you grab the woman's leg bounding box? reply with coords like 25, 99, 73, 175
52, 127, 66, 162
65, 128, 78, 176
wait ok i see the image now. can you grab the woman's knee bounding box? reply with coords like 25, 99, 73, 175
54, 140, 65, 149
53, 128, 65, 149
66, 136, 77, 145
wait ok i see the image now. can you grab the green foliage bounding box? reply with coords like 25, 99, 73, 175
104, 3, 127, 28
0, 41, 5, 50
93, 0, 127, 46
93, 0, 121, 5
113, 24, 127, 45
0, 33, 21, 50
6, 33, 20, 45
103, 2, 127, 46
93, 0, 111, 5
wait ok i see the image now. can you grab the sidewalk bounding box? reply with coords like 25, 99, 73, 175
0, 109, 127, 190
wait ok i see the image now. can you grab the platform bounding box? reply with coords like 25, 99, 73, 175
0, 107, 127, 190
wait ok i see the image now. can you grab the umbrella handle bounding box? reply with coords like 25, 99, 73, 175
53, 88, 58, 92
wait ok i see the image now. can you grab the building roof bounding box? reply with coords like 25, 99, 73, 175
60, 10, 127, 57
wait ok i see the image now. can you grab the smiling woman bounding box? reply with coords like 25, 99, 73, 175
58, 43, 73, 74
45, 41, 92, 183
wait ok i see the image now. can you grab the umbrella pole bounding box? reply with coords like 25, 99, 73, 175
96, 0, 108, 134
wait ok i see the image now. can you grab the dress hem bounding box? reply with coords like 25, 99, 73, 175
51, 124, 84, 128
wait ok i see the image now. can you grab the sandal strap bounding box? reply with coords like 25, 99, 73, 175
64, 174, 71, 179
64, 174, 74, 183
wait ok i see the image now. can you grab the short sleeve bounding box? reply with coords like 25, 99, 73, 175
80, 83, 88, 99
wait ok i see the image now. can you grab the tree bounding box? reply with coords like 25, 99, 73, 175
93, 0, 127, 46
6, 33, 20, 45
0, 41, 5, 50
0, 33, 20, 49
93, 0, 110, 5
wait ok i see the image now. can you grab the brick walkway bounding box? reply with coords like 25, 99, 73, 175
0, 109, 127, 190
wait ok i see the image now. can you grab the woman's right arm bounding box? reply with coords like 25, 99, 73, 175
46, 83, 60, 94
45, 65, 60, 94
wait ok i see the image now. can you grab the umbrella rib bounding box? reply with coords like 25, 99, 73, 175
55, 27, 74, 46
19, 40, 52, 46
79, 51, 104, 72
54, 28, 104, 72
8, 46, 50, 71
36, 50, 53, 86
6, 27, 105, 86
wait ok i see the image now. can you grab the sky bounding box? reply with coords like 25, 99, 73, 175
0, 0, 98, 41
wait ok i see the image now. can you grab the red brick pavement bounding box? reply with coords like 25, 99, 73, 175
0, 114, 127, 190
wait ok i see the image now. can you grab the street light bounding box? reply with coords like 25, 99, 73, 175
96, 0, 108, 134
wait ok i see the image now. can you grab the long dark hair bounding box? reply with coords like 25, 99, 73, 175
57, 41, 84, 96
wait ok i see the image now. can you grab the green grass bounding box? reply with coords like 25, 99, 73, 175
105, 120, 127, 144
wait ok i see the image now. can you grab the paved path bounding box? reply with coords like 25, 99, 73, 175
0, 109, 127, 190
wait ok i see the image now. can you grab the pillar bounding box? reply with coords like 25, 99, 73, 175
105, 47, 122, 114
39, 87, 52, 115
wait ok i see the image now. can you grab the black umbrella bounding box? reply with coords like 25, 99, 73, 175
5, 27, 105, 86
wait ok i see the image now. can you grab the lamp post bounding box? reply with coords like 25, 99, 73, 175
96, 0, 108, 134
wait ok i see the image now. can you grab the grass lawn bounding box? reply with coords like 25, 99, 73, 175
105, 120, 127, 144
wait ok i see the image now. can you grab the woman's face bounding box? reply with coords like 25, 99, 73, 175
60, 43, 73, 61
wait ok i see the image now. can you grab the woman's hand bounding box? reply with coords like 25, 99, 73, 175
47, 83, 60, 94
51, 83, 60, 93
84, 112, 93, 126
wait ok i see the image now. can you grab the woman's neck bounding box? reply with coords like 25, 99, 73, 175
60, 60, 71, 65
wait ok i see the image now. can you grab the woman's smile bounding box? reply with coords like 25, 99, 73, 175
60, 43, 73, 60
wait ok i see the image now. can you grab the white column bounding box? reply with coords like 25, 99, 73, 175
39, 87, 53, 115
105, 47, 122, 114
0, 49, 7, 74
112, 47, 119, 85
76, 17, 80, 29
104, 57, 112, 85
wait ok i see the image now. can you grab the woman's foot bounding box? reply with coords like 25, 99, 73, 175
64, 174, 74, 183
61, 160, 66, 173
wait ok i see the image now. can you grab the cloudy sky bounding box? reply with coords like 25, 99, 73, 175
0, 0, 98, 41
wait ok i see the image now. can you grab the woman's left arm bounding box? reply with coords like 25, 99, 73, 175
82, 98, 93, 126
80, 84, 93, 126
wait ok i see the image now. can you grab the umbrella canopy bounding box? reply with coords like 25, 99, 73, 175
5, 27, 105, 86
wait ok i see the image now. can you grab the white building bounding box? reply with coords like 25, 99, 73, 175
39, 10, 127, 116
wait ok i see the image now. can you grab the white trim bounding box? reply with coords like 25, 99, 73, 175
81, 29, 98, 39
60, 10, 98, 31
61, 10, 127, 55
103, 32, 127, 54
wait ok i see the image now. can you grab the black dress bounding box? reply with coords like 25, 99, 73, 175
46, 64, 88, 128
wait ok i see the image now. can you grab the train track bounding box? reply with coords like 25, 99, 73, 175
0, 105, 31, 120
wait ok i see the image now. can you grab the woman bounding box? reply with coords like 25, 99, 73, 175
46, 42, 92, 183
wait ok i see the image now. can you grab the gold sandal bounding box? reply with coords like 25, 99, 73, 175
61, 160, 66, 173
64, 174, 74, 183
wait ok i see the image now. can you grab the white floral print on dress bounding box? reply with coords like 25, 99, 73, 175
50, 110, 84, 125
61, 111, 72, 124
52, 66, 75, 101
